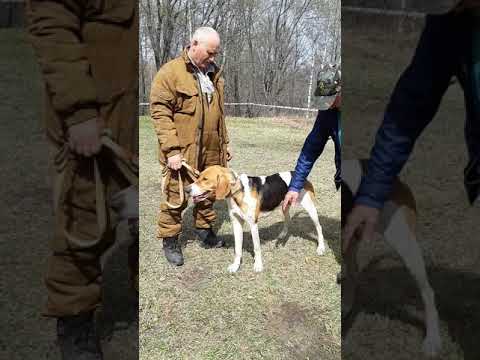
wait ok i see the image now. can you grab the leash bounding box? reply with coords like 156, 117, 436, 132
54, 129, 138, 250
161, 160, 200, 209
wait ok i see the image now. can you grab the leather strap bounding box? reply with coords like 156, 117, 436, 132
161, 160, 200, 209
54, 129, 138, 250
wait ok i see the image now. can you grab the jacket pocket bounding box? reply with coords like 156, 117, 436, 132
172, 86, 199, 147
173, 112, 197, 147
175, 87, 198, 114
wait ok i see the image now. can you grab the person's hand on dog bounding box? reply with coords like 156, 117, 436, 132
282, 190, 299, 211
342, 204, 380, 253
68, 117, 103, 157
167, 153, 183, 170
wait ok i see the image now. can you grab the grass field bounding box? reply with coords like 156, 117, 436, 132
139, 116, 341, 359
342, 23, 480, 360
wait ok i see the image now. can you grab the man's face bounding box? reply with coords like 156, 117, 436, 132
190, 37, 220, 71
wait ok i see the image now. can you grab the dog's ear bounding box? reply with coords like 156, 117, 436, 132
216, 173, 231, 200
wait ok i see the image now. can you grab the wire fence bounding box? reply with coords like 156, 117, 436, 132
139, 102, 324, 119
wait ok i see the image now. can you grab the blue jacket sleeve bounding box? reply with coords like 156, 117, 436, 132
355, 13, 461, 209
289, 109, 338, 192
355, 114, 422, 208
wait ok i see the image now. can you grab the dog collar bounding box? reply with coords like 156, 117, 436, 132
229, 170, 243, 197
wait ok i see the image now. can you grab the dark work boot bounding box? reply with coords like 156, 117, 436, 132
163, 236, 184, 266
57, 312, 103, 360
195, 228, 224, 249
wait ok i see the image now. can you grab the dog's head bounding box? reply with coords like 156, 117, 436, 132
186, 165, 237, 203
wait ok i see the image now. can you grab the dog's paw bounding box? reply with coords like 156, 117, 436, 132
253, 261, 263, 272
228, 262, 240, 273
316, 245, 326, 256
422, 332, 442, 357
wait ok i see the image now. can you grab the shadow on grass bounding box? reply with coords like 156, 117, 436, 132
342, 265, 480, 359
179, 200, 341, 264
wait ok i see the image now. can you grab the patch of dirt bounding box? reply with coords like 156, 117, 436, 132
266, 301, 340, 360
175, 266, 209, 291
268, 301, 309, 331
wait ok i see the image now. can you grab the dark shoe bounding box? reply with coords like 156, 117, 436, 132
163, 236, 184, 266
57, 312, 103, 360
195, 228, 224, 248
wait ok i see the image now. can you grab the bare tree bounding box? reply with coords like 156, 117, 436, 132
139, 0, 341, 114
142, 0, 184, 70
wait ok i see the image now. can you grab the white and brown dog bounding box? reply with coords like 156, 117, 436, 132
186, 165, 326, 273
342, 159, 441, 357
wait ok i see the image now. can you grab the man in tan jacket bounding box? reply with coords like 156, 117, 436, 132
150, 27, 230, 266
27, 1, 138, 359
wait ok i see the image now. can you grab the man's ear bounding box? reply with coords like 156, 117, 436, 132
216, 174, 231, 200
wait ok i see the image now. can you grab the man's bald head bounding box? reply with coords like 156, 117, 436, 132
188, 27, 221, 72
191, 27, 220, 46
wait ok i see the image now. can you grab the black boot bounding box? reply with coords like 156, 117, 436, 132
195, 228, 224, 248
163, 236, 184, 266
57, 312, 103, 360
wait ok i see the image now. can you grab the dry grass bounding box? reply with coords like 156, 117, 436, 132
139, 116, 341, 359
342, 25, 480, 360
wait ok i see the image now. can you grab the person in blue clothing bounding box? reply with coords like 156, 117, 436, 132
283, 91, 341, 210
343, 0, 480, 252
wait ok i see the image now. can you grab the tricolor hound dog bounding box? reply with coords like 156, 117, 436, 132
186, 165, 326, 273
342, 159, 441, 357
